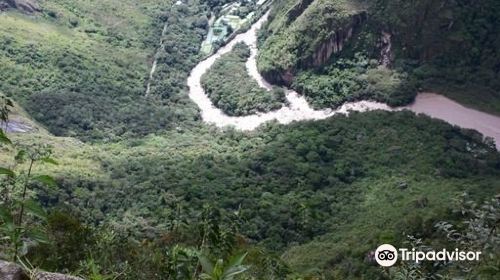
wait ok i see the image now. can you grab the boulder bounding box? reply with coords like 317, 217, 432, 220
0, 2, 9, 11
33, 271, 84, 280
0, 0, 40, 13
0, 260, 84, 280
0, 261, 28, 280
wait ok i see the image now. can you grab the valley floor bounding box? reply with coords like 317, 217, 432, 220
188, 11, 500, 149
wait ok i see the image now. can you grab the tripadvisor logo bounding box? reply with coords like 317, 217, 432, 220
374, 244, 481, 267
375, 244, 398, 267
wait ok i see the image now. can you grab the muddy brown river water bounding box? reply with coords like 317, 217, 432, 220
406, 93, 500, 149
187, 12, 500, 150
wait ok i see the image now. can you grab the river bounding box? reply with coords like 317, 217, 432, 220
405, 93, 500, 149
187, 12, 500, 149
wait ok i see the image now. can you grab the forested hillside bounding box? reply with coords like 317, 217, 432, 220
2, 105, 499, 278
0, 0, 499, 279
0, 0, 211, 140
258, 0, 500, 113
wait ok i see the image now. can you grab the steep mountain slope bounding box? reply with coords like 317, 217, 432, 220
0, 0, 208, 140
258, 0, 367, 84
257, 0, 500, 113
54, 111, 500, 279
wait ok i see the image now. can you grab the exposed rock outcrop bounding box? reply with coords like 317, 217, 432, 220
306, 12, 366, 67
261, 11, 367, 86
0, 1, 9, 11
0, 261, 28, 280
379, 31, 393, 66
32, 271, 84, 280
260, 68, 295, 87
0, 0, 40, 13
0, 261, 83, 280
1, 120, 33, 133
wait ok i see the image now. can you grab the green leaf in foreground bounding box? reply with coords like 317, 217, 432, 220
0, 206, 14, 224
33, 175, 57, 189
26, 228, 50, 244
0, 129, 11, 145
14, 150, 26, 163
41, 157, 59, 165
0, 167, 15, 178
23, 199, 48, 221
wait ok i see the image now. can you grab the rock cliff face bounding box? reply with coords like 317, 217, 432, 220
260, 11, 366, 86
0, 261, 83, 280
0, 0, 40, 13
261, 68, 295, 87
306, 12, 366, 67
379, 31, 393, 66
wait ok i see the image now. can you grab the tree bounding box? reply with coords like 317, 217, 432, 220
0, 96, 58, 262
388, 194, 500, 279
199, 252, 248, 280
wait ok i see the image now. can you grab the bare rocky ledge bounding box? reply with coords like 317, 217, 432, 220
1, 120, 33, 133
